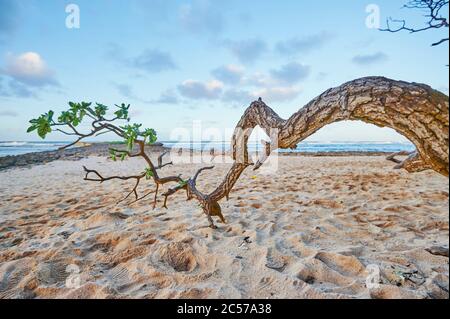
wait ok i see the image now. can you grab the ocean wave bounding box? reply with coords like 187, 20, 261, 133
0, 141, 66, 148
0, 142, 28, 147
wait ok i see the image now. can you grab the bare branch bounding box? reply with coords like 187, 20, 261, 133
386, 151, 414, 164
380, 0, 449, 46
156, 150, 173, 169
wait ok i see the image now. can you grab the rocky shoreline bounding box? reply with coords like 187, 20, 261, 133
0, 143, 168, 171
0, 142, 396, 171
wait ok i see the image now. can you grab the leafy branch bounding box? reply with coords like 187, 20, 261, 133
28, 102, 219, 222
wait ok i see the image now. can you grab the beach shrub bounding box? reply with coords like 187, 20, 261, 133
28, 102, 157, 154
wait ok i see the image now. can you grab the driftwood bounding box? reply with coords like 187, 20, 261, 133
165, 77, 448, 227
29, 76, 449, 228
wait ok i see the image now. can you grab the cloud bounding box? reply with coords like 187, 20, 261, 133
242, 72, 276, 88
2, 52, 58, 87
114, 82, 180, 105
243, 65, 309, 88
270, 62, 310, 84
132, 49, 177, 73
276, 32, 333, 56
352, 52, 388, 65
0, 79, 35, 98
0, 0, 19, 43
223, 86, 301, 104
222, 88, 254, 104
211, 64, 244, 84
227, 38, 268, 64
178, 79, 223, 100
0, 51, 64, 98
179, 0, 224, 35
113, 83, 139, 101
154, 89, 179, 104
113, 82, 149, 103
253, 86, 301, 103
7, 79, 35, 98
107, 45, 177, 74
0, 110, 18, 117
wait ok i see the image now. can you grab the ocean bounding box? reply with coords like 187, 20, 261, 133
0, 141, 69, 157
0, 141, 415, 157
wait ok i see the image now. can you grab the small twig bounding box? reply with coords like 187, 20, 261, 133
386, 151, 413, 164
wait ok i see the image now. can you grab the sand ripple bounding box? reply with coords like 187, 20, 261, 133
0, 155, 448, 299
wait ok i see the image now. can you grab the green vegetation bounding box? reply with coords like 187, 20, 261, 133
27, 102, 157, 162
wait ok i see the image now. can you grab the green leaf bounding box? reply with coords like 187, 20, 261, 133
142, 128, 157, 145
94, 103, 108, 117
144, 167, 154, 180
72, 118, 80, 126
28, 111, 53, 139
178, 179, 188, 187
110, 149, 116, 161
47, 110, 54, 122
114, 103, 130, 120
58, 111, 74, 124
37, 122, 51, 139
121, 123, 142, 151
27, 125, 37, 133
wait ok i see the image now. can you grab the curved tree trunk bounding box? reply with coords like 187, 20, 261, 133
208, 76, 448, 204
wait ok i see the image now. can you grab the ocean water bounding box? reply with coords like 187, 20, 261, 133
0, 141, 69, 157
0, 141, 415, 157
156, 141, 416, 154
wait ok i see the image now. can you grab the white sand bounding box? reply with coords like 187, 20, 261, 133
0, 155, 448, 299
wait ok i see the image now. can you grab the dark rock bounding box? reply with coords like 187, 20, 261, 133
0, 143, 171, 171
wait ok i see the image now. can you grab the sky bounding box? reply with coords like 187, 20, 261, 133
0, 0, 448, 143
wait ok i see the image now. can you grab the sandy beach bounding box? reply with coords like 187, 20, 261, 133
0, 152, 448, 299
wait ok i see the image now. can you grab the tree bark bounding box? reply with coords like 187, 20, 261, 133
208, 76, 448, 203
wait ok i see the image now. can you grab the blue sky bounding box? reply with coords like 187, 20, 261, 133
0, 0, 448, 142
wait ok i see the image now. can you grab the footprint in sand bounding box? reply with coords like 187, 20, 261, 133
36, 261, 72, 286
150, 242, 198, 273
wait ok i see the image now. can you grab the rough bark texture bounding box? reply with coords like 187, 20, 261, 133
43, 76, 448, 228
207, 76, 448, 207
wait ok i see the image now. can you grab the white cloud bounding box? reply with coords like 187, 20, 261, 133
244, 66, 309, 88
243, 72, 278, 88
270, 62, 310, 84
222, 88, 254, 103
276, 32, 334, 56
0, 110, 18, 117
227, 38, 267, 64
132, 49, 177, 73
223, 86, 301, 104
154, 89, 179, 104
178, 79, 223, 100
3, 52, 57, 86
252, 86, 301, 103
352, 52, 388, 65
211, 64, 244, 84
106, 44, 177, 74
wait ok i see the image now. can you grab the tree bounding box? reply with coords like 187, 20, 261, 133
29, 77, 449, 229
381, 0, 449, 46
